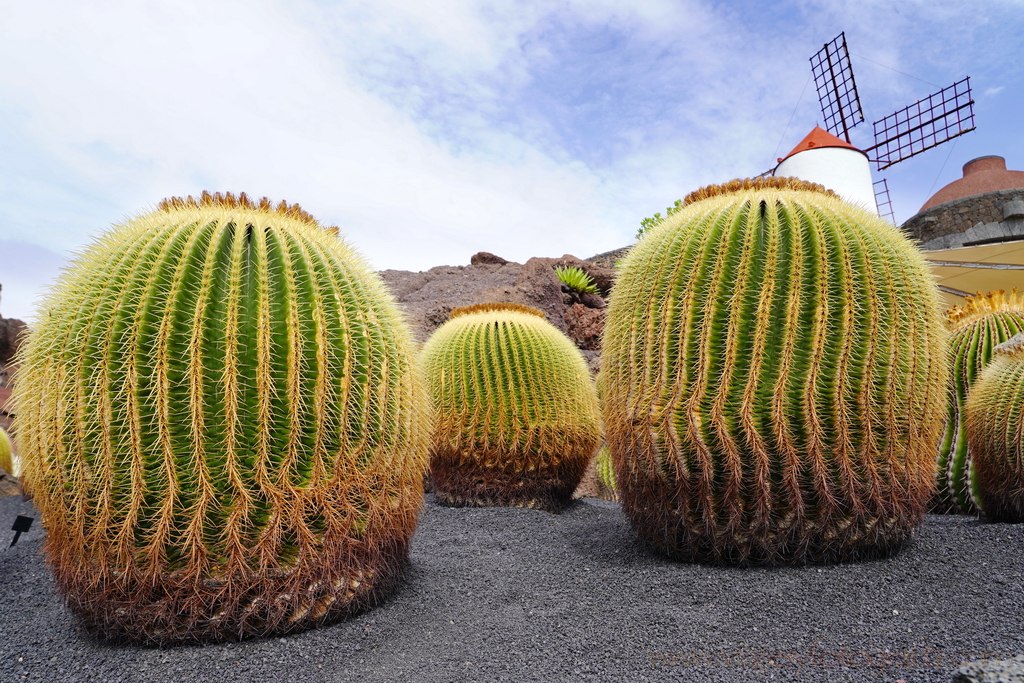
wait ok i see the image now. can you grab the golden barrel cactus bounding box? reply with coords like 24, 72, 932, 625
0, 426, 12, 475
966, 332, 1024, 522
600, 178, 948, 565
934, 290, 1024, 514
421, 303, 600, 511
12, 192, 430, 644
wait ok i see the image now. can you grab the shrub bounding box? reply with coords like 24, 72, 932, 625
554, 265, 599, 295
421, 302, 600, 511
601, 177, 947, 565
12, 192, 430, 644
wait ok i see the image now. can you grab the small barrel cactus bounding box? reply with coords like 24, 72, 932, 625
593, 445, 618, 501
934, 290, 1024, 514
600, 177, 948, 565
421, 302, 601, 511
966, 332, 1024, 522
0, 426, 12, 475
12, 192, 430, 644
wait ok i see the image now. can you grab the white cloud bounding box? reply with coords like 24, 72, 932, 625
0, 0, 1021, 322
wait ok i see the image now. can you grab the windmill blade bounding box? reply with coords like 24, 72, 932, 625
873, 178, 896, 225
810, 32, 864, 143
868, 77, 976, 170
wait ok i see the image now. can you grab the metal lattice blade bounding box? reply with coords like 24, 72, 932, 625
810, 32, 865, 143
873, 178, 895, 225
868, 77, 976, 170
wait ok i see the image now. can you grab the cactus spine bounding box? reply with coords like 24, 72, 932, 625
934, 290, 1024, 514
12, 192, 430, 644
966, 332, 1024, 522
0, 426, 12, 475
421, 303, 600, 511
600, 178, 948, 565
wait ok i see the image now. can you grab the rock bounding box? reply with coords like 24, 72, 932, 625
470, 251, 508, 266
578, 292, 605, 309
0, 316, 27, 367
953, 655, 1024, 682
0, 467, 20, 497
379, 254, 612, 351
565, 304, 604, 351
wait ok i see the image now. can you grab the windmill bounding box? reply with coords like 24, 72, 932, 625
774, 31, 976, 224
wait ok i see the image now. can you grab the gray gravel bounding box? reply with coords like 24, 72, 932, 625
1, 494, 1022, 683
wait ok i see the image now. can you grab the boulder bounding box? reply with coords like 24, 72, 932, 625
953, 655, 1024, 682
0, 316, 27, 367
470, 251, 508, 266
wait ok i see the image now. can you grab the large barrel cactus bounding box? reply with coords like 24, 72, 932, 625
0, 426, 12, 474
421, 303, 600, 511
934, 290, 1024, 514
966, 332, 1024, 522
600, 177, 948, 565
12, 192, 430, 643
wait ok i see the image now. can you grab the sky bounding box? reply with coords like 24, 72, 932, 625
1, 0, 1022, 322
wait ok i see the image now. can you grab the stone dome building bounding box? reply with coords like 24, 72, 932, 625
903, 156, 1024, 250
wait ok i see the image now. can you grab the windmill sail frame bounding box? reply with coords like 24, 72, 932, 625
867, 77, 976, 170
810, 32, 865, 143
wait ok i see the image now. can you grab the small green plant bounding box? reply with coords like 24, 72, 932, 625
636, 199, 683, 240
554, 265, 599, 295
593, 445, 617, 501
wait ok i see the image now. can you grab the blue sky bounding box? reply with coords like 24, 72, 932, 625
1, 0, 1022, 322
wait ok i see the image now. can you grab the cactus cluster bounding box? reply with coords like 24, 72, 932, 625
0, 426, 12, 475
934, 290, 1024, 514
600, 178, 948, 565
421, 303, 600, 511
966, 332, 1024, 522
12, 192, 430, 644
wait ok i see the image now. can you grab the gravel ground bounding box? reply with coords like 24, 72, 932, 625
1, 494, 1022, 683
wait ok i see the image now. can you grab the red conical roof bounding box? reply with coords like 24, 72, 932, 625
777, 126, 862, 164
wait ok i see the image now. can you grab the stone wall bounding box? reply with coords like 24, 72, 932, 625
902, 188, 1024, 246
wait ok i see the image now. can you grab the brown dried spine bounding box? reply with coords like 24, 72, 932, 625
934, 290, 1024, 514
12, 193, 431, 644
965, 333, 1024, 522
422, 303, 601, 512
600, 185, 948, 565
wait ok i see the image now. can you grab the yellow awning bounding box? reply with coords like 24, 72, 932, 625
924, 240, 1024, 309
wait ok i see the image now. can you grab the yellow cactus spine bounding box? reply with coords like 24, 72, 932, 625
421, 303, 601, 511
935, 290, 1024, 514
600, 179, 948, 565
966, 333, 1024, 522
12, 192, 431, 644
